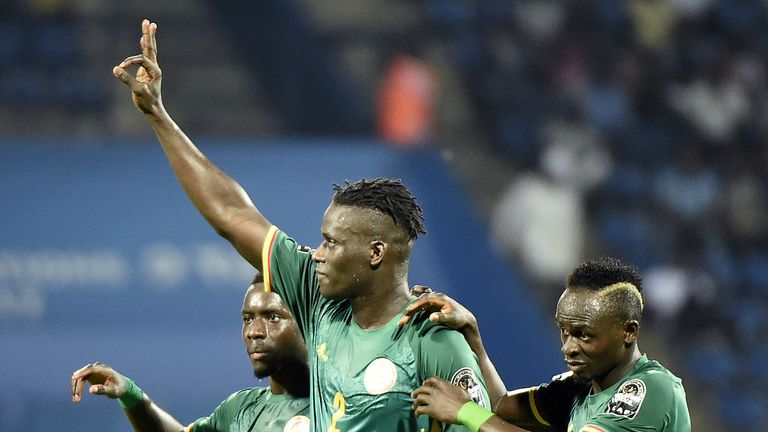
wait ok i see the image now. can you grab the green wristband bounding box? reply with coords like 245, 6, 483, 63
456, 401, 493, 432
118, 376, 145, 409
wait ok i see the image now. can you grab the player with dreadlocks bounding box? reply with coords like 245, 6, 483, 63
401, 257, 691, 432
113, 18, 489, 432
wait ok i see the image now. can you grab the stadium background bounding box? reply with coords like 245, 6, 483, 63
2, 1, 767, 431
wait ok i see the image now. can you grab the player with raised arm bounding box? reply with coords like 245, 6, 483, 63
113, 18, 489, 431
72, 274, 311, 432
402, 257, 691, 432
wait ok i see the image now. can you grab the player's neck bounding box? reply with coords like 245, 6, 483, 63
269, 366, 310, 397
351, 279, 410, 329
592, 345, 642, 393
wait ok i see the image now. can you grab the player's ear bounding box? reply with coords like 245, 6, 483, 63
623, 320, 639, 346
369, 240, 386, 267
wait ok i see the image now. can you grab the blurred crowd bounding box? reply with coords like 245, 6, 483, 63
4, 0, 768, 427
0, 0, 107, 112
421, 0, 768, 426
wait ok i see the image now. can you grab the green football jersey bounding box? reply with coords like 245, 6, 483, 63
531, 354, 691, 432
189, 387, 310, 432
263, 228, 490, 432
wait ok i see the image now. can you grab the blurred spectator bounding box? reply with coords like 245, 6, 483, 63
643, 243, 718, 335
376, 47, 438, 147
490, 114, 610, 289
667, 50, 750, 143
721, 151, 768, 251
653, 144, 721, 227
628, 0, 677, 52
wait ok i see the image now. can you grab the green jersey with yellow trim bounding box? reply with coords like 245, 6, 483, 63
531, 355, 690, 432
189, 387, 310, 432
263, 228, 490, 432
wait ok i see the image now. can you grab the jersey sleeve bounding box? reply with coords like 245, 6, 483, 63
189, 389, 259, 432
412, 321, 492, 430
262, 227, 320, 334
532, 373, 589, 432
583, 372, 683, 432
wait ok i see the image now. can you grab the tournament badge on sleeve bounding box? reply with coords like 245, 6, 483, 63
607, 379, 646, 419
451, 367, 487, 408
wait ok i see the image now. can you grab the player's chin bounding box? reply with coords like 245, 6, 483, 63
252, 363, 274, 379
318, 281, 345, 300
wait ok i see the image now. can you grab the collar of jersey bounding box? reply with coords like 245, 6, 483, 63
349, 297, 415, 336
587, 353, 649, 398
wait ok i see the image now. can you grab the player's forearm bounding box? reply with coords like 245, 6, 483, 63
144, 109, 264, 237
462, 325, 508, 410
124, 394, 185, 432
477, 415, 532, 432
453, 401, 532, 432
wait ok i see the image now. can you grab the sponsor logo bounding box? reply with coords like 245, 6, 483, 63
451, 367, 486, 407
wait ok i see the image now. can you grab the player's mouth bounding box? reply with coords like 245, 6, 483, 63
565, 360, 587, 373
249, 350, 269, 360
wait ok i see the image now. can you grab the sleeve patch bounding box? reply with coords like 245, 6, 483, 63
451, 367, 487, 408
607, 379, 646, 419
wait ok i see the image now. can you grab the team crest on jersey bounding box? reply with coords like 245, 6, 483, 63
283, 415, 310, 432
607, 379, 646, 419
364, 357, 398, 394
451, 367, 486, 407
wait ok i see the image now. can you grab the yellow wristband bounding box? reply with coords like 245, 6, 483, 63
456, 401, 493, 432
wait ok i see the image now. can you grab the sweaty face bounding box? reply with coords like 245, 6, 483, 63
241, 286, 307, 379
555, 288, 628, 384
311, 204, 378, 300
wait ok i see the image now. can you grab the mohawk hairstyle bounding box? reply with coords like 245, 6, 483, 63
566, 257, 642, 291
566, 257, 644, 323
331, 177, 427, 240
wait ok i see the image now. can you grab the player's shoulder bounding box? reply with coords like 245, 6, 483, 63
402, 309, 464, 339
272, 229, 313, 254
604, 361, 684, 420
403, 315, 474, 359
224, 386, 271, 406
634, 357, 685, 390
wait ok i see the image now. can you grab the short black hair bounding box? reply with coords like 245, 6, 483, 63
331, 177, 427, 240
566, 257, 643, 323
251, 272, 264, 285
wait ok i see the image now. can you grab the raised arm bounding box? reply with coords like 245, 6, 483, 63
401, 291, 546, 429
113, 19, 271, 269
72, 362, 184, 432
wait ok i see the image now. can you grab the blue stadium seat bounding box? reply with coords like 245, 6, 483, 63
740, 252, 768, 294
599, 162, 651, 201
594, 207, 659, 269
0, 22, 24, 64
683, 342, 739, 387
33, 23, 81, 65
718, 389, 767, 428
424, 0, 476, 28
0, 67, 50, 105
